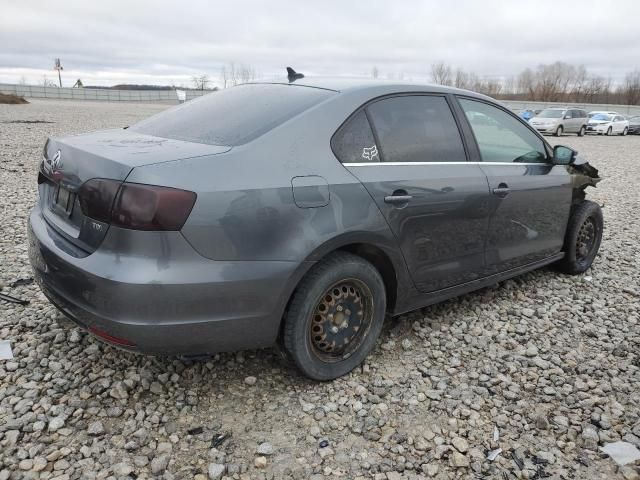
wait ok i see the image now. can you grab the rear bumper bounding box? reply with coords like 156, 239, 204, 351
28, 205, 309, 355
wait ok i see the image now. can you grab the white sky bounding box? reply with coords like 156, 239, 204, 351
1, 0, 639, 88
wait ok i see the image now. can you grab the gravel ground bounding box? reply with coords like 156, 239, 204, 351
1, 99, 639, 480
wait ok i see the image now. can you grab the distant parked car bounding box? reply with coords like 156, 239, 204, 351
518, 109, 535, 122
627, 115, 640, 135
587, 110, 618, 119
530, 108, 588, 136
586, 113, 629, 136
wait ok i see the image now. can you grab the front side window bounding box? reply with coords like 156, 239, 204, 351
458, 98, 548, 164
366, 95, 466, 163
331, 110, 378, 163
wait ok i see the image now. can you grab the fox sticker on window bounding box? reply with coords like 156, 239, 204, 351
362, 145, 378, 161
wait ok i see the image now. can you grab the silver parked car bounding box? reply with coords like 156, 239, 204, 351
530, 108, 589, 136
29, 74, 603, 380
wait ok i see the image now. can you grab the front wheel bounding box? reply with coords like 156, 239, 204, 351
556, 200, 603, 275
554, 125, 563, 137
606, 127, 613, 136
282, 252, 386, 380
577, 126, 586, 137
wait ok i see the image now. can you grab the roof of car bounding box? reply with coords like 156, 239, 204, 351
250, 77, 492, 100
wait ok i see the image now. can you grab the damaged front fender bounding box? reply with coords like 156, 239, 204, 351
570, 155, 601, 189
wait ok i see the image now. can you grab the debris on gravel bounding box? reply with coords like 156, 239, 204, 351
1, 99, 639, 479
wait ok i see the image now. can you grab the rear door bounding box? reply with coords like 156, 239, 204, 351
334, 94, 492, 292
456, 97, 572, 273
566, 109, 579, 133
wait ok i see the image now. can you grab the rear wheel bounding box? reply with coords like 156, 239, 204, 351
554, 125, 563, 137
621, 127, 628, 136
282, 252, 386, 380
577, 126, 586, 137
556, 200, 603, 275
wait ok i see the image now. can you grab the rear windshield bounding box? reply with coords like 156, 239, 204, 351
130, 84, 334, 146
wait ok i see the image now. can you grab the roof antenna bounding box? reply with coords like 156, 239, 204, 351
287, 67, 304, 83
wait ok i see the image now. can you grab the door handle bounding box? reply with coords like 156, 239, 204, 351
492, 183, 510, 198
384, 195, 413, 204
384, 190, 413, 205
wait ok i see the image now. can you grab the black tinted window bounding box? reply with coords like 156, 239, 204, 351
331, 110, 378, 163
459, 98, 547, 164
367, 96, 466, 163
131, 84, 334, 146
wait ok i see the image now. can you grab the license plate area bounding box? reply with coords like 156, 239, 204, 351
54, 185, 75, 216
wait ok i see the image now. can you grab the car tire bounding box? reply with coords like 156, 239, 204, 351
282, 252, 386, 380
621, 127, 628, 136
606, 127, 613, 136
554, 125, 563, 137
577, 126, 586, 137
556, 200, 603, 275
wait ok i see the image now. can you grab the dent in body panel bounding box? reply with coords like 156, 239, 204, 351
346, 164, 493, 293
479, 164, 572, 273
180, 180, 394, 261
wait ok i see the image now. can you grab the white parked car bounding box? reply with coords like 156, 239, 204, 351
586, 113, 629, 136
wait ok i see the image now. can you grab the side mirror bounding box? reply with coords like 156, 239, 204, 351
564, 114, 571, 119
553, 145, 577, 165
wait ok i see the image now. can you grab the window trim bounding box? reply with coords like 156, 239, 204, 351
453, 95, 553, 164
330, 92, 472, 165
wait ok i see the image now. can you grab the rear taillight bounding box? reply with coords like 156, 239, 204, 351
78, 179, 121, 223
78, 180, 196, 231
111, 183, 196, 231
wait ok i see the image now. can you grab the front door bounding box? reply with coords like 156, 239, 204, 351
333, 95, 492, 292
456, 97, 573, 274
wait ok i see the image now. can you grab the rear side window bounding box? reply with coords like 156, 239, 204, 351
131, 84, 334, 146
331, 110, 378, 163
367, 95, 466, 163
459, 98, 547, 164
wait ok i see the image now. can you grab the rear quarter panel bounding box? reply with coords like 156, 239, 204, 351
125, 90, 415, 310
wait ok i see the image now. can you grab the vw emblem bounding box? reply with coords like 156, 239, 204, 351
51, 149, 62, 171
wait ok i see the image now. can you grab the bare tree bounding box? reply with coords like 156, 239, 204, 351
191, 74, 210, 91
41, 75, 56, 87
454, 68, 470, 89
371, 66, 379, 79
237, 64, 256, 84
220, 66, 229, 89
620, 70, 640, 105
218, 62, 256, 87
18, 76, 27, 86
430, 62, 452, 86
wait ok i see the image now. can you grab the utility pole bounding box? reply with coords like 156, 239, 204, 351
54, 58, 63, 87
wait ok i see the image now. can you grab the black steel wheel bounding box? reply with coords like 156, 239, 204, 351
556, 200, 603, 274
283, 252, 386, 380
309, 278, 374, 361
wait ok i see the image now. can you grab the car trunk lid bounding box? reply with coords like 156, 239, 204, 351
39, 129, 230, 254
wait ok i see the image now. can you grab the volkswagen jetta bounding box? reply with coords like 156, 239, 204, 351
29, 73, 603, 380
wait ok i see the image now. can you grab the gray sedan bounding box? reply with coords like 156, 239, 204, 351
29, 74, 603, 380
